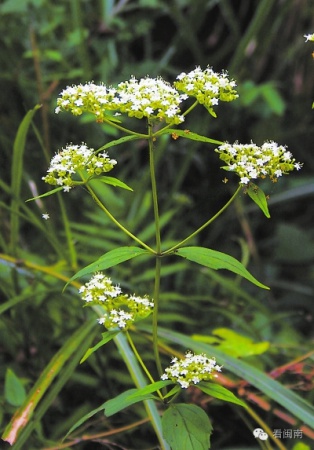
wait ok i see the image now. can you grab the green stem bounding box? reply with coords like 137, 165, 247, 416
126, 331, 163, 401
113, 331, 170, 450
148, 121, 163, 379
148, 122, 161, 253
85, 184, 155, 254
182, 99, 199, 118
90, 305, 169, 449
102, 117, 149, 138
152, 257, 163, 378
153, 100, 199, 138
70, 0, 92, 80
56, 191, 77, 270
163, 184, 242, 255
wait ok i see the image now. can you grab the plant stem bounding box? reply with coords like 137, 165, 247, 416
152, 257, 163, 378
57, 191, 77, 270
153, 100, 199, 138
148, 122, 162, 254
163, 184, 242, 254
85, 184, 155, 253
126, 331, 163, 400
113, 331, 170, 450
148, 121, 163, 379
102, 117, 149, 138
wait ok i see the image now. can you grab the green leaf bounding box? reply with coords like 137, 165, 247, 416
97, 134, 141, 152
66, 246, 149, 286
193, 328, 270, 358
105, 380, 171, 417
158, 128, 223, 146
162, 404, 213, 450
66, 379, 171, 437
10, 105, 41, 254
80, 330, 120, 363
2, 319, 96, 445
197, 382, 246, 407
95, 176, 133, 191
292, 443, 311, 450
26, 186, 64, 202
175, 246, 269, 289
261, 83, 285, 116
158, 327, 314, 429
5, 369, 26, 407
247, 183, 270, 218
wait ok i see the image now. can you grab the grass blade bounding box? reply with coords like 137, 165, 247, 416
9, 105, 41, 255
158, 328, 314, 429
1, 318, 95, 445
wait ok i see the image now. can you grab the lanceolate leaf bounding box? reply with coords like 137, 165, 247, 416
158, 328, 314, 429
159, 128, 223, 145
80, 330, 120, 363
26, 186, 64, 202
247, 183, 270, 218
175, 246, 269, 289
105, 380, 171, 417
97, 134, 142, 151
162, 404, 213, 450
197, 382, 246, 407
96, 176, 133, 191
66, 246, 149, 286
65, 380, 171, 437
10, 105, 41, 254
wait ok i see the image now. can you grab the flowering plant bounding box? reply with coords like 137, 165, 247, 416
8, 66, 304, 449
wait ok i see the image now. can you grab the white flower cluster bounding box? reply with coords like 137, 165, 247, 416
42, 143, 117, 191
161, 351, 222, 389
116, 77, 187, 124
215, 141, 302, 185
174, 66, 238, 117
55, 67, 238, 124
79, 272, 154, 330
55, 82, 118, 121
55, 77, 186, 124
304, 33, 314, 42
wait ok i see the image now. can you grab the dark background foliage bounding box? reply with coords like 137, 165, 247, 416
0, 0, 313, 449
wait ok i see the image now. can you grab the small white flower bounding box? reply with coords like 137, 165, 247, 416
42, 213, 50, 220
274, 169, 282, 177
216, 141, 302, 185
79, 272, 154, 330
304, 33, 314, 42
161, 352, 221, 388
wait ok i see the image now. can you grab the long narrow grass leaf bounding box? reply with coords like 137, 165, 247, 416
158, 328, 314, 428
1, 319, 95, 445
10, 105, 41, 255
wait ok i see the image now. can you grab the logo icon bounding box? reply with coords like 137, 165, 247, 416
253, 428, 269, 440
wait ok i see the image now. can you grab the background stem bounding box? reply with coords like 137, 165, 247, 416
148, 122, 163, 379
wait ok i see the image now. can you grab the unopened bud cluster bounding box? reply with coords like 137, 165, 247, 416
42, 143, 117, 191
79, 272, 154, 330
161, 351, 222, 389
216, 141, 302, 185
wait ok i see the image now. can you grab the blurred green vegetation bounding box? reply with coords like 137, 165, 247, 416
0, 0, 314, 448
